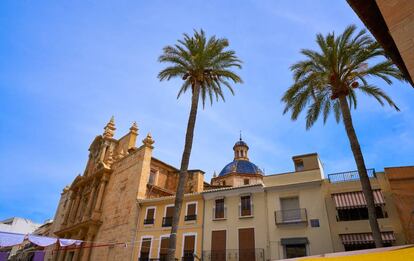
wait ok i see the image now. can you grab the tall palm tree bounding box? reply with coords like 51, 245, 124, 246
282, 25, 404, 247
158, 29, 242, 260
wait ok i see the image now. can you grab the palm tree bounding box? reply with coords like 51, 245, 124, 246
158, 29, 242, 260
282, 25, 404, 247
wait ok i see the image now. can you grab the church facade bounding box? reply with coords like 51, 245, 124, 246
48, 118, 203, 261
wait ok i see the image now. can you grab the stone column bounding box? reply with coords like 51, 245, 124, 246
93, 174, 109, 213
69, 191, 81, 223
74, 188, 85, 222
83, 184, 97, 221
73, 229, 85, 261
62, 193, 75, 225
99, 144, 108, 162
57, 233, 69, 261
80, 230, 95, 261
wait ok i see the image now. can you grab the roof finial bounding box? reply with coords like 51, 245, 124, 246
129, 121, 138, 134
103, 116, 116, 139
239, 130, 242, 141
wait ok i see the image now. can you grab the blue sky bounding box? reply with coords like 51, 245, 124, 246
1, 0, 413, 223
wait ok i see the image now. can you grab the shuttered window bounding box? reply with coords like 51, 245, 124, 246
187, 203, 196, 216
165, 206, 174, 217
140, 237, 151, 259
241, 196, 252, 216
159, 237, 169, 259
183, 235, 196, 258
215, 199, 225, 219
185, 203, 197, 221
146, 208, 155, 220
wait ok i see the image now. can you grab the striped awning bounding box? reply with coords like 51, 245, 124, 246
340, 232, 396, 245
332, 190, 385, 209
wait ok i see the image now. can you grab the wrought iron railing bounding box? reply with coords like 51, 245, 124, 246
143, 218, 154, 225
328, 169, 376, 183
275, 208, 307, 225
202, 249, 265, 261
184, 214, 197, 221
162, 217, 173, 227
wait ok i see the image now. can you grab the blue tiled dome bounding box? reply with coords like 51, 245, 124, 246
218, 160, 263, 177
234, 140, 248, 148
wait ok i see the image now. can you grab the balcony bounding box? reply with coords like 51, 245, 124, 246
184, 214, 197, 221
162, 217, 173, 227
328, 169, 376, 183
275, 208, 307, 225
202, 249, 265, 261
143, 218, 154, 225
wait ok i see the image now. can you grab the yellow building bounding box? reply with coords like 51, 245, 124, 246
133, 193, 204, 260
263, 154, 334, 260
324, 169, 406, 252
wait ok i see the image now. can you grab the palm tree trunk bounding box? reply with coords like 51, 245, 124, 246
338, 95, 383, 248
167, 82, 200, 261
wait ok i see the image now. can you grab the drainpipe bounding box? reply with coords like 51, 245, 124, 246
130, 201, 141, 261
201, 195, 206, 260
264, 189, 271, 261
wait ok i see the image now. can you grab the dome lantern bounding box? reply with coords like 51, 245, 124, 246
233, 133, 249, 161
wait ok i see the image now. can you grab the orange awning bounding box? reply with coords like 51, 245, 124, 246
332, 190, 385, 209
340, 232, 395, 245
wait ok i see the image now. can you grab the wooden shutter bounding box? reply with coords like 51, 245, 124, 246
166, 206, 175, 217
184, 235, 195, 251
238, 228, 255, 261
141, 238, 151, 254
187, 203, 196, 216
211, 231, 226, 261
215, 199, 224, 218
160, 237, 169, 255
241, 196, 251, 216
146, 208, 155, 220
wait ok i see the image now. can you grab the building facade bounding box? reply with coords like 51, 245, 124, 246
324, 169, 405, 252
263, 154, 333, 260
133, 193, 204, 260
46, 119, 410, 261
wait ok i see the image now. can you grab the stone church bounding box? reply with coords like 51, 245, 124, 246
48, 118, 205, 261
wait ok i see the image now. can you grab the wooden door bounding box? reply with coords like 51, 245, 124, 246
211, 230, 226, 261
238, 228, 255, 261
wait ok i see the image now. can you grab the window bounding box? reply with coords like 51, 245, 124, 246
240, 195, 252, 217
185, 203, 197, 221
162, 206, 174, 227
243, 179, 250, 185
182, 234, 196, 261
148, 169, 157, 185
310, 219, 320, 227
139, 237, 152, 261
344, 242, 391, 251
144, 207, 155, 225
159, 236, 169, 261
280, 197, 300, 222
222, 181, 226, 186
295, 160, 304, 171
214, 198, 225, 219
285, 244, 307, 258
337, 206, 386, 221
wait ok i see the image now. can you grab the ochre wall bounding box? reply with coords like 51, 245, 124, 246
385, 166, 414, 243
